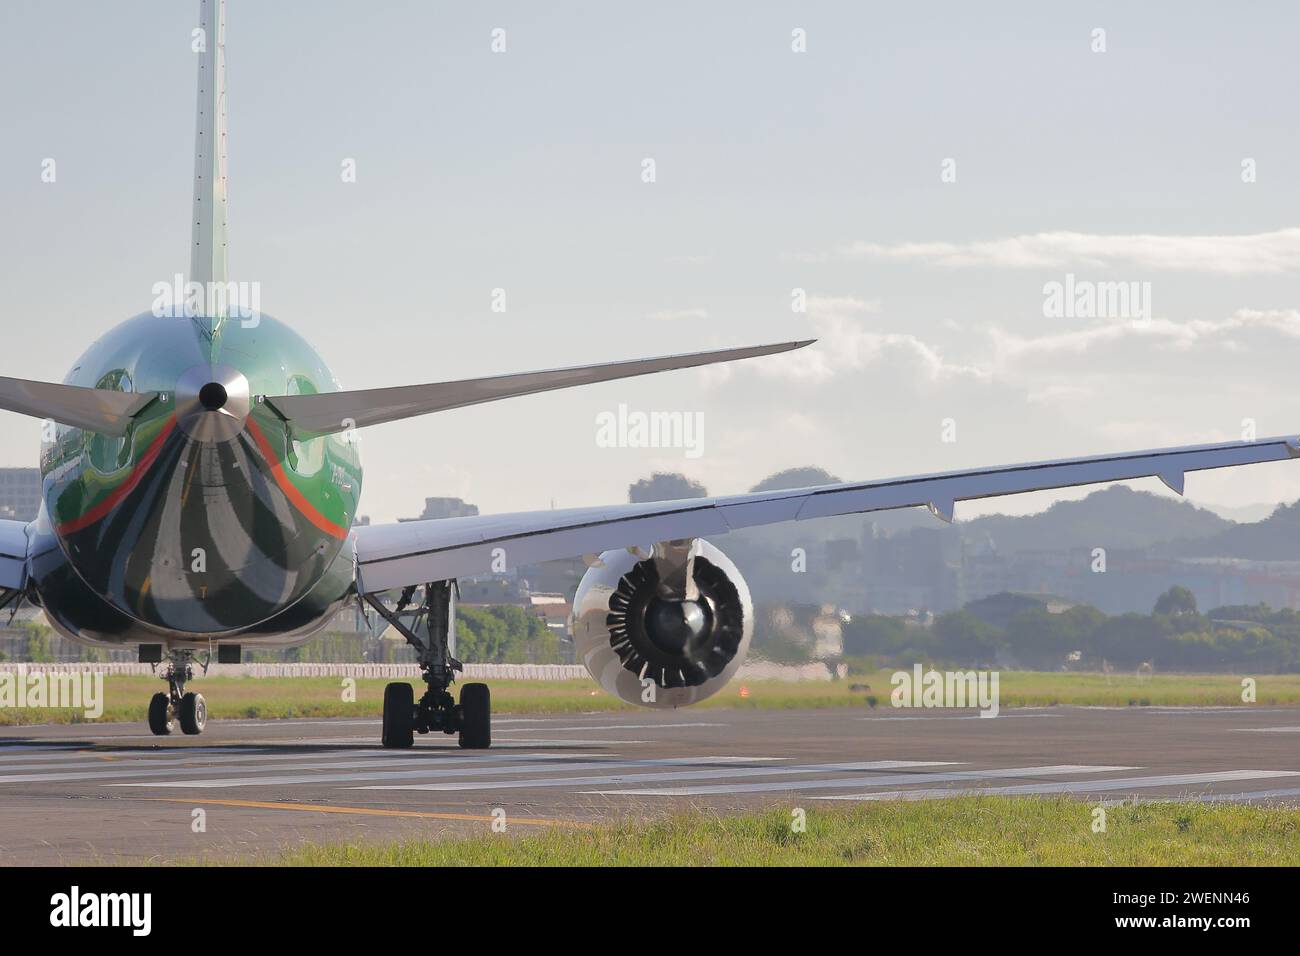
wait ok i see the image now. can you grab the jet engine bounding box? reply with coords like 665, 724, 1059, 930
571, 538, 753, 708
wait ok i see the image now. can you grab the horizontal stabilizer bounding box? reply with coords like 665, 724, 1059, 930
0, 518, 27, 589
0, 376, 156, 436
263, 339, 814, 437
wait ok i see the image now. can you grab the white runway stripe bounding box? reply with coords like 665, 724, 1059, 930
0, 751, 603, 785
0, 745, 283, 763
110, 755, 795, 789
354, 760, 960, 793
860, 714, 1063, 721
496, 722, 725, 733
0, 747, 434, 773
589, 764, 1137, 796
1231, 727, 1300, 733
813, 769, 1300, 801
451, 738, 653, 746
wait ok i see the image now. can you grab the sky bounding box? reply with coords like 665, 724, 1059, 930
3, 1, 1300, 524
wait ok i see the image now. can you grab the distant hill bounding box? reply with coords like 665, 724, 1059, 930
1172, 501, 1300, 560
1196, 501, 1279, 523
956, 485, 1232, 553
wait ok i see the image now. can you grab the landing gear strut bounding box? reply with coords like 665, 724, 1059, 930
362, 581, 490, 750
147, 649, 207, 736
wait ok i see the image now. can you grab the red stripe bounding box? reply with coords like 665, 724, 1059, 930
57, 416, 179, 536
245, 417, 349, 541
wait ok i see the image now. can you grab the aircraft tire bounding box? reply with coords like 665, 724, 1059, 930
458, 683, 491, 750
179, 692, 206, 735
148, 692, 173, 736
382, 682, 415, 748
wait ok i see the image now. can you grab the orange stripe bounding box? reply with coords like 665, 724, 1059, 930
57, 416, 179, 535
146, 797, 591, 828
245, 417, 348, 540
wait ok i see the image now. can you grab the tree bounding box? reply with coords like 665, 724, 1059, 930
931, 610, 1003, 666
964, 592, 1047, 630
21, 621, 54, 663
749, 467, 841, 493
456, 605, 563, 664
628, 472, 707, 503
1154, 586, 1197, 617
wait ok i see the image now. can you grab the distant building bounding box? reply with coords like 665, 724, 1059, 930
400, 496, 479, 522
528, 593, 572, 635
0, 468, 41, 521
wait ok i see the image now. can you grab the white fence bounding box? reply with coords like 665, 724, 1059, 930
0, 662, 590, 680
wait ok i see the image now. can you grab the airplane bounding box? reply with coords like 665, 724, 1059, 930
2, 0, 1297, 749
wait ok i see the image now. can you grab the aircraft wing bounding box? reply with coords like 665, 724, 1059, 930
353, 432, 1300, 592
263, 340, 813, 438
0, 518, 28, 591
0, 375, 156, 436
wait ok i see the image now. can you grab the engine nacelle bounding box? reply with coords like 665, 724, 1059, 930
571, 538, 753, 708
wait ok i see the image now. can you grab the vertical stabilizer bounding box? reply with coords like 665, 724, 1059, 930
190, 0, 229, 323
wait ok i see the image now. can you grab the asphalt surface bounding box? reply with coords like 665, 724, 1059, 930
2, 705, 1300, 864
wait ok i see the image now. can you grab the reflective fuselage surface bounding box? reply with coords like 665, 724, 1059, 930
28, 312, 362, 647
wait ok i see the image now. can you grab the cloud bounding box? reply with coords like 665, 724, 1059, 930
815, 228, 1300, 275
756, 296, 989, 385
991, 309, 1300, 361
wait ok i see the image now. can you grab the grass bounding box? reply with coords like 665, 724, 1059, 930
3, 670, 1300, 725
253, 797, 1300, 866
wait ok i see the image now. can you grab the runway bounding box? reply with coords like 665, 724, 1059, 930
3, 705, 1300, 864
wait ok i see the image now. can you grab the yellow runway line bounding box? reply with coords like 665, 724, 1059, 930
145, 797, 592, 828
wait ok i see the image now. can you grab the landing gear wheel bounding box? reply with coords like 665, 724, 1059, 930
179, 692, 206, 735
382, 682, 415, 748
458, 683, 491, 749
148, 692, 173, 736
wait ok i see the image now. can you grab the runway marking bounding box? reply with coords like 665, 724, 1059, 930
355, 760, 960, 793
0, 751, 606, 785
446, 738, 651, 746
496, 722, 725, 732
0, 745, 287, 764
0, 749, 376, 774
1231, 727, 1300, 733
1079, 706, 1294, 714
218, 719, 382, 727
590, 764, 1137, 797
812, 769, 1300, 801
858, 714, 1063, 721
144, 797, 591, 828
109, 755, 791, 789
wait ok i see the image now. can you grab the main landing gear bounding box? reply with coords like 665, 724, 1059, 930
362, 580, 490, 750
147, 649, 207, 736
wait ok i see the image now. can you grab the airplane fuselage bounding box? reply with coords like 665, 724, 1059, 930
28, 312, 362, 648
